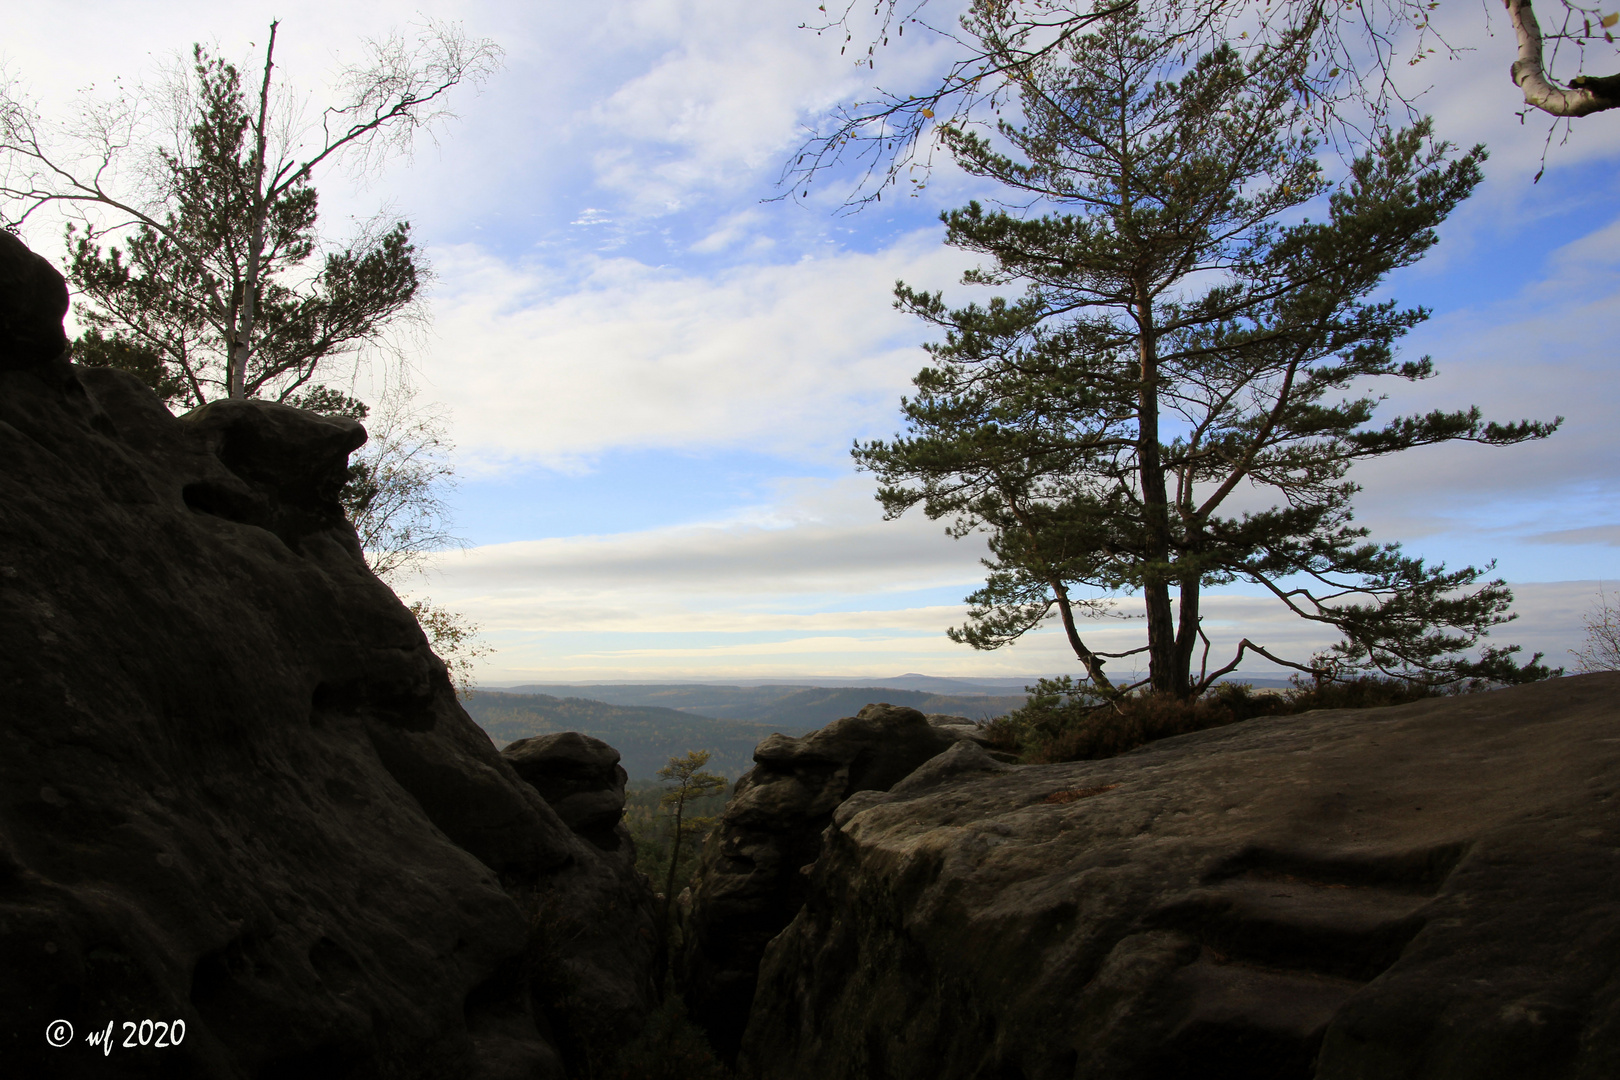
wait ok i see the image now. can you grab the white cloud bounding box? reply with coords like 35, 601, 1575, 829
403, 472, 1602, 683
690, 208, 770, 253
414, 230, 969, 467
1342, 221, 1620, 524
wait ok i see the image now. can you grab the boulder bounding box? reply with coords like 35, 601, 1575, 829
0, 236, 656, 1079
503, 732, 631, 851
677, 703, 961, 1061
738, 674, 1620, 1080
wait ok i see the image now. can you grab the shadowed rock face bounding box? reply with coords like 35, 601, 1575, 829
0, 231, 69, 371
738, 674, 1620, 1080
677, 704, 974, 1062
503, 732, 632, 852
0, 236, 656, 1079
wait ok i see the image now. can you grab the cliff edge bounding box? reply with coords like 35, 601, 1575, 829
732, 675, 1620, 1080
0, 232, 656, 1079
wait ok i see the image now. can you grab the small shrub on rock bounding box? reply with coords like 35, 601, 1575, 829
989, 676, 1455, 764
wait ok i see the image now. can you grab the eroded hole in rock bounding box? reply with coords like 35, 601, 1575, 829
1148, 875, 1433, 983
190, 933, 281, 1035
1129, 841, 1479, 1076
182, 480, 262, 527
1151, 960, 1355, 1080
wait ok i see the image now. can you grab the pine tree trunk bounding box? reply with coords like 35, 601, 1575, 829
1173, 574, 1201, 698
1136, 293, 1178, 695
661, 795, 685, 932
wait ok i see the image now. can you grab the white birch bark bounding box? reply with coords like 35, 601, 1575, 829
1507, 0, 1620, 117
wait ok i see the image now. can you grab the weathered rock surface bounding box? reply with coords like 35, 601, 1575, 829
502, 733, 632, 852
738, 673, 1620, 1080
677, 704, 974, 1061
0, 236, 655, 1079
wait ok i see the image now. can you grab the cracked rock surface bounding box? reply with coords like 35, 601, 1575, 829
677, 704, 972, 1062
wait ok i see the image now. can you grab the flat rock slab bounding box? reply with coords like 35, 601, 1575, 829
740, 674, 1620, 1080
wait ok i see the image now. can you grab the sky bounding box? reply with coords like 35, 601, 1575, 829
5, 0, 1619, 685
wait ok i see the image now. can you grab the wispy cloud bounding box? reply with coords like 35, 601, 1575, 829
1526, 526, 1620, 547
414, 231, 970, 467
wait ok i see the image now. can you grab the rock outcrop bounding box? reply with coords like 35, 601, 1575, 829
738, 674, 1620, 1080
677, 704, 982, 1061
502, 733, 632, 853
0, 234, 655, 1079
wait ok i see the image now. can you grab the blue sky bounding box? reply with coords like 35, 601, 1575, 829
8, 0, 1619, 683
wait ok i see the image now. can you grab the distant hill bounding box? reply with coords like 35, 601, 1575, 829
496, 683, 819, 720
462, 693, 794, 782
749, 687, 1026, 728
469, 684, 1031, 781
494, 683, 1031, 725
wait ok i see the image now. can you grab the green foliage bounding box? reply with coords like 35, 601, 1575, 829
986, 675, 1454, 763
464, 693, 773, 781
336, 385, 459, 583
624, 781, 730, 901
854, 13, 1558, 699
285, 384, 370, 421
655, 751, 730, 932
61, 37, 423, 407
407, 599, 490, 699
72, 326, 184, 402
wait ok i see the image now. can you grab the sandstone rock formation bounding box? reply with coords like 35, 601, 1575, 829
0, 233, 655, 1079
677, 704, 982, 1061
502, 733, 632, 853
738, 674, 1620, 1080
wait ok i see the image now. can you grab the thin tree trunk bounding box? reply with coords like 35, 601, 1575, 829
231, 21, 278, 398
660, 792, 685, 932
1053, 582, 1118, 693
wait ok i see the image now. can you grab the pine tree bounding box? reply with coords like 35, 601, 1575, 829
656, 751, 728, 933
855, 16, 1559, 698
2, 20, 498, 407
63, 34, 420, 409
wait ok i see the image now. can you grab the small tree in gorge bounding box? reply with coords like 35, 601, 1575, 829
854, 16, 1559, 700
656, 751, 729, 934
